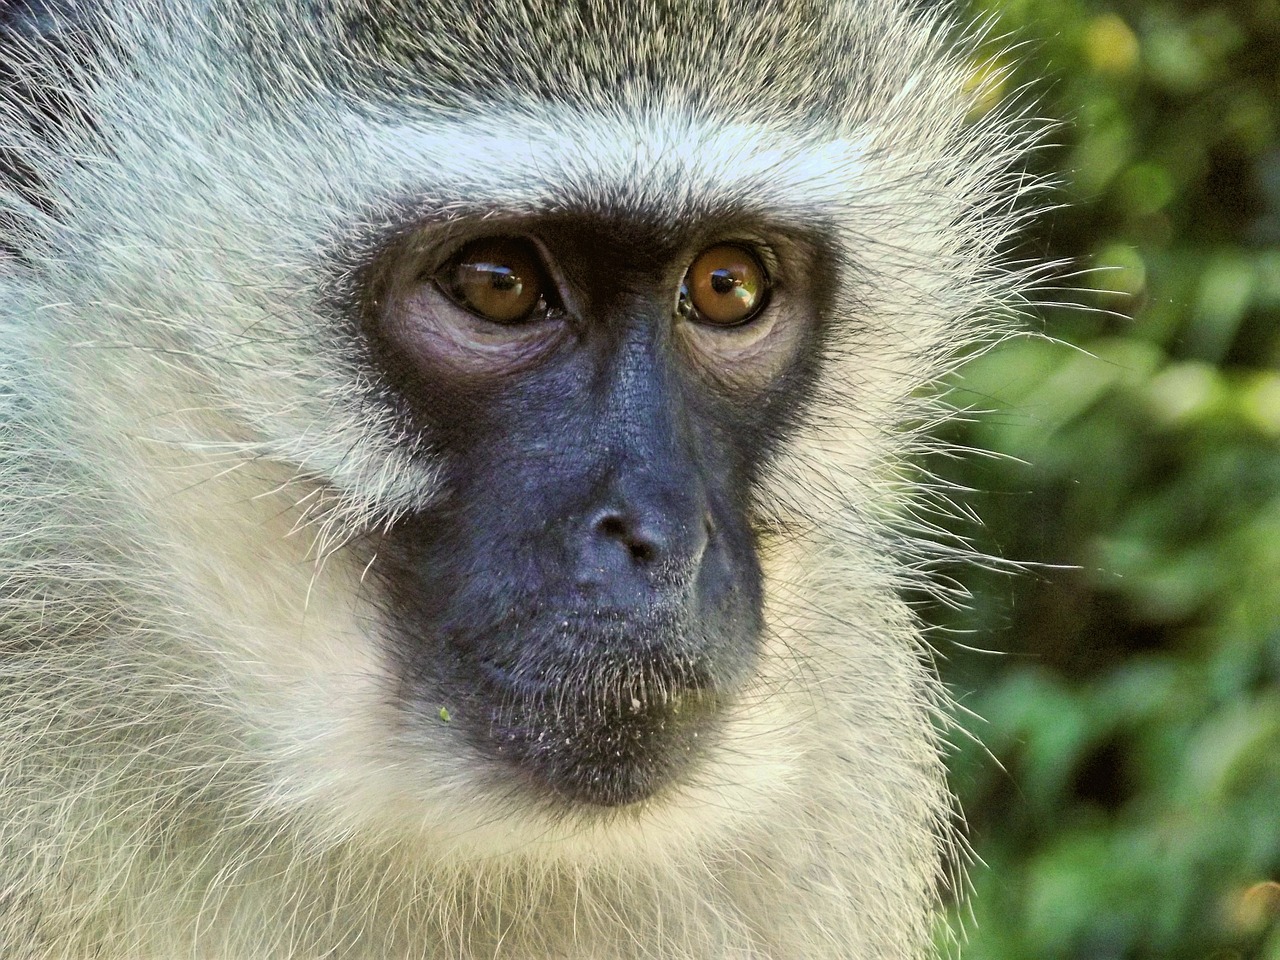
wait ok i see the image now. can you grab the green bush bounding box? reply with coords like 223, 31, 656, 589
926, 1, 1280, 957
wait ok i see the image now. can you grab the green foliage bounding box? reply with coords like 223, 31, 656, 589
926, 0, 1280, 956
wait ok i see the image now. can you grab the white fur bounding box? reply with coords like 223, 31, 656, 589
0, 0, 1044, 956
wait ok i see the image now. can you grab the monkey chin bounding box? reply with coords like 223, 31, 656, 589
479, 672, 726, 809
257, 623, 796, 871
354, 700, 790, 871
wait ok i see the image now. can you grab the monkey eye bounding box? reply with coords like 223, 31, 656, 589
678, 244, 770, 327
439, 238, 554, 325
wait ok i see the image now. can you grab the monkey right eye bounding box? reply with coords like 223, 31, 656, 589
438, 238, 555, 325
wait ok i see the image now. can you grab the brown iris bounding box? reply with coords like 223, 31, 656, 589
681, 244, 769, 327
443, 238, 549, 324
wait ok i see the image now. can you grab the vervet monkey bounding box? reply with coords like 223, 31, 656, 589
0, 0, 1042, 957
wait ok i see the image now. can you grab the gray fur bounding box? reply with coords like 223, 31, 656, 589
0, 1, 1043, 957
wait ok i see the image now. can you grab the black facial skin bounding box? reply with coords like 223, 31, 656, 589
367, 215, 825, 808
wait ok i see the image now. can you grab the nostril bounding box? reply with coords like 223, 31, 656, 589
594, 512, 659, 566
597, 515, 628, 540
627, 538, 656, 565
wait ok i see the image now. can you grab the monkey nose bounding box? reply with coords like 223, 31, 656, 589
578, 503, 712, 590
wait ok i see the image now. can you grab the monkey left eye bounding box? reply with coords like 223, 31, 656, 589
678, 244, 770, 327
440, 238, 554, 325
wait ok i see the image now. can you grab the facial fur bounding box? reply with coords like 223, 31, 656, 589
0, 1, 1044, 957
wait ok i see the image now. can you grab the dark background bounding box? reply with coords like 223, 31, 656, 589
925, 0, 1280, 956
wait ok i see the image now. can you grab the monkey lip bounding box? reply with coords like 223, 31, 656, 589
477, 655, 714, 701
476, 659, 724, 807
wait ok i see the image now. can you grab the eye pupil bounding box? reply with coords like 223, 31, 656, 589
709, 270, 738, 295
487, 266, 520, 292
684, 245, 768, 327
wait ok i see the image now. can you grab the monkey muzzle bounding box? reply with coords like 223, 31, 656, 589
473, 620, 733, 808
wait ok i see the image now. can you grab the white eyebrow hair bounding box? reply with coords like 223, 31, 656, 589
360, 108, 873, 222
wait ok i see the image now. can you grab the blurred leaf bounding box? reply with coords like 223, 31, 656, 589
933, 0, 1280, 956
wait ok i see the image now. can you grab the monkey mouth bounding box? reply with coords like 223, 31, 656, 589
475, 656, 725, 808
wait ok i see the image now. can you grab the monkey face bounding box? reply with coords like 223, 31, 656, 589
43, 90, 957, 861
3, 70, 1002, 869
366, 220, 824, 808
